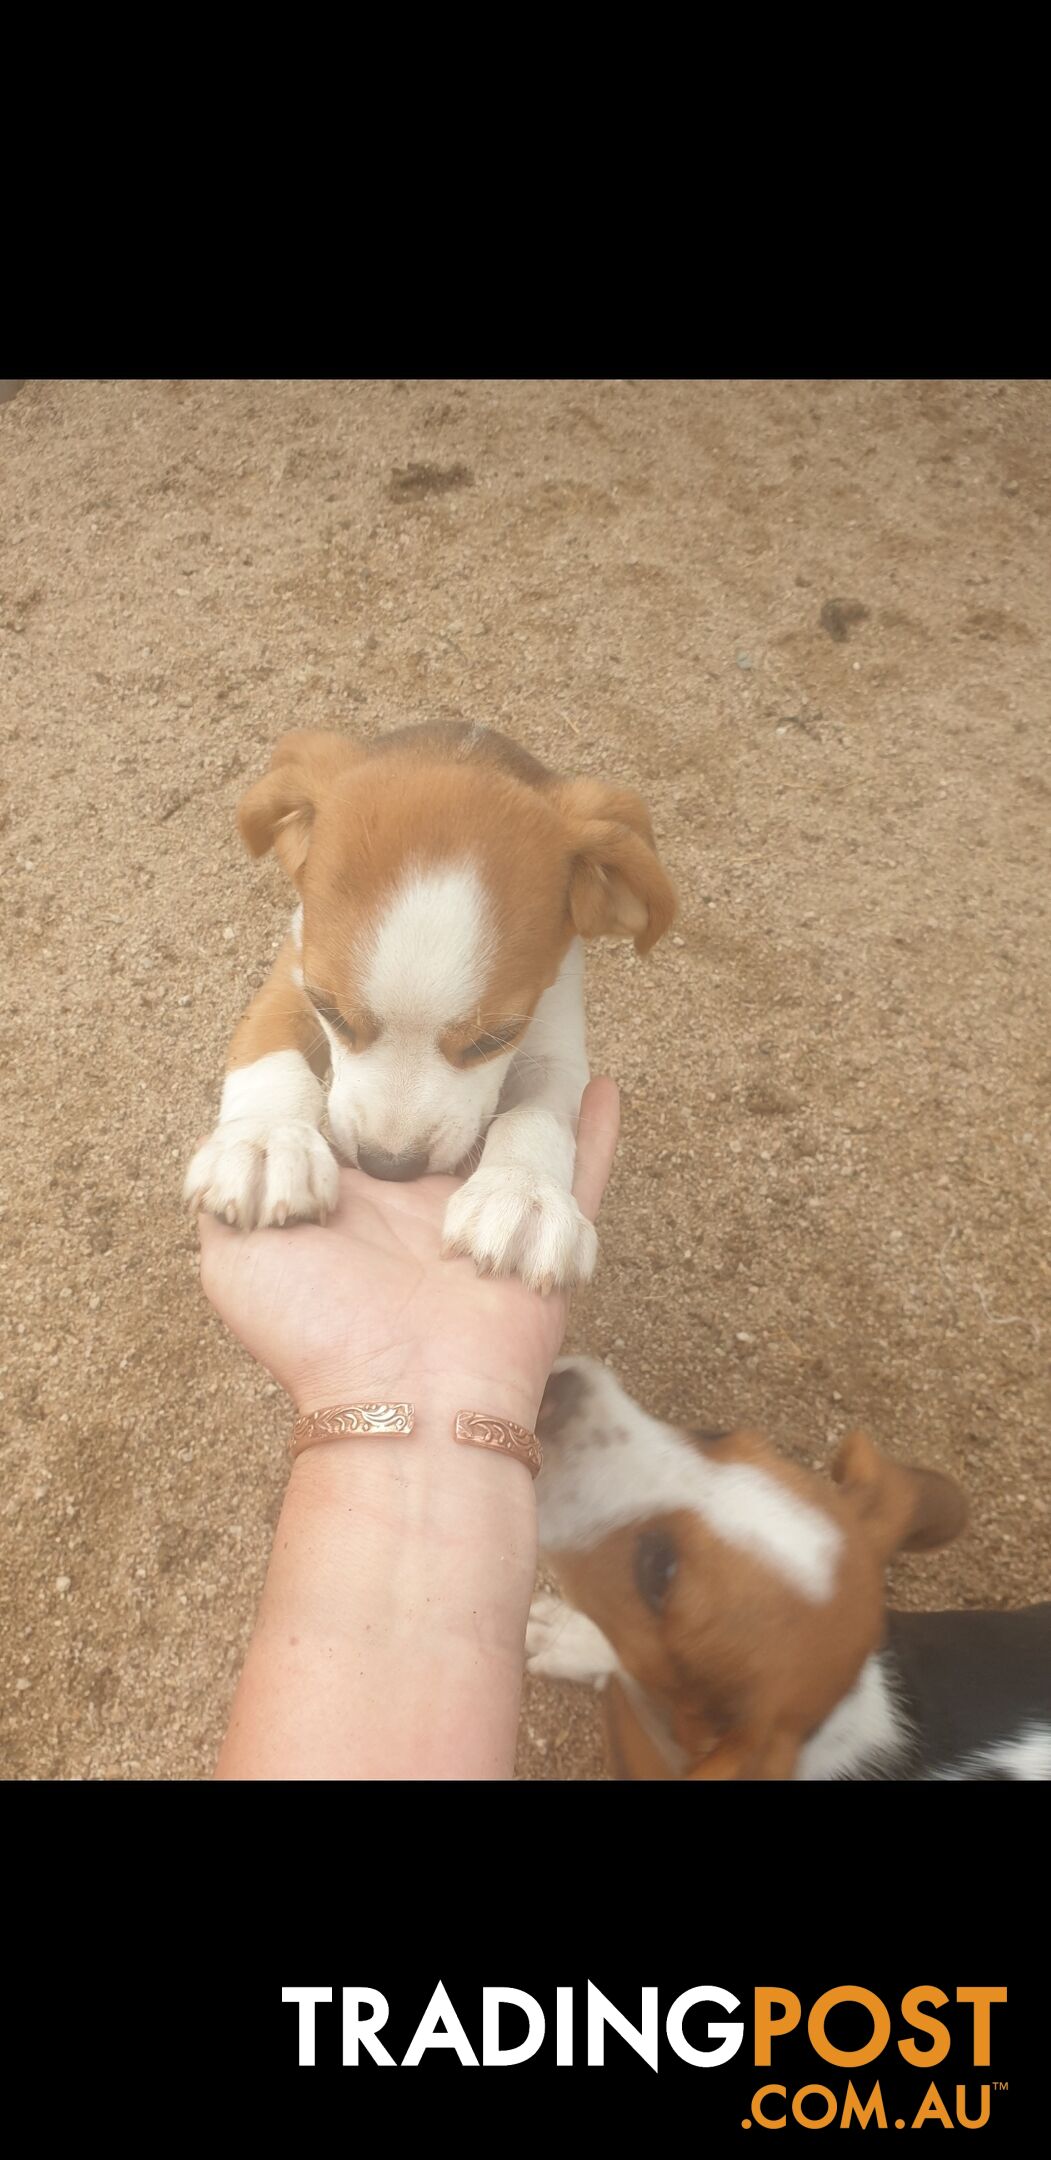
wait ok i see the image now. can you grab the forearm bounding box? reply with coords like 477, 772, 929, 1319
215, 1389, 539, 1782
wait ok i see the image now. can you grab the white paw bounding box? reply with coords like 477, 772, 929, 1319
184, 1119, 339, 1230
525, 1594, 618, 1685
441, 1168, 597, 1294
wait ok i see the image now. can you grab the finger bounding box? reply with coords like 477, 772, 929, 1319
571, 1077, 621, 1222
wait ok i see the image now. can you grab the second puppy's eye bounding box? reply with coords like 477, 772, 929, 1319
634, 1530, 678, 1614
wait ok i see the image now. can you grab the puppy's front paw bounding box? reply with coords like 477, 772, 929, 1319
184, 1119, 339, 1230
526, 1594, 618, 1685
525, 1593, 578, 1674
441, 1168, 597, 1294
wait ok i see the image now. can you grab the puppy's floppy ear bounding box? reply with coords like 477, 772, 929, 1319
831, 1430, 968, 1566
555, 777, 677, 955
237, 731, 362, 879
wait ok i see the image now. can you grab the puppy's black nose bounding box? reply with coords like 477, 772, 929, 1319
357, 1146, 429, 1183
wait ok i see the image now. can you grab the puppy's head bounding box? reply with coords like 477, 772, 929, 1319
536, 1358, 967, 1781
237, 728, 676, 1174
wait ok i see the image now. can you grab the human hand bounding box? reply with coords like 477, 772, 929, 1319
196, 1077, 620, 1436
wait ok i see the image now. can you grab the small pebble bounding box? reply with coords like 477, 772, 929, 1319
735, 652, 753, 670
222, 926, 236, 943
55, 1576, 71, 1594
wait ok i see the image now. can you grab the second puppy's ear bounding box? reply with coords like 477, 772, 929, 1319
832, 1430, 969, 1565
237, 731, 363, 879
556, 777, 677, 955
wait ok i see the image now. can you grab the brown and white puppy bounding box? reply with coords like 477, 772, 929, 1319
525, 1357, 1051, 1781
184, 723, 675, 1291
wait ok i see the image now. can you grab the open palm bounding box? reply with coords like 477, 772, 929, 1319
197, 1079, 620, 1429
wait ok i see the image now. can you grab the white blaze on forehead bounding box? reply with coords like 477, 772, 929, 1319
361, 866, 493, 1029
538, 1359, 843, 1604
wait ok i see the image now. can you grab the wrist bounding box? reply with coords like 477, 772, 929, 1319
286, 1387, 542, 1528
291, 1368, 543, 1440
282, 1398, 540, 1665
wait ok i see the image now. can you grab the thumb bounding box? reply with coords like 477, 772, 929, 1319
571, 1078, 621, 1222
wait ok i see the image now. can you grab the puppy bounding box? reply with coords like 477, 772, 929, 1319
185, 722, 675, 1291
528, 1357, 1051, 1780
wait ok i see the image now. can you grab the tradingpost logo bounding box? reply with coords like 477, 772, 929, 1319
281, 1981, 1007, 2124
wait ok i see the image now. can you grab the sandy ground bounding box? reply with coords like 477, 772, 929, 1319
1, 378, 1048, 1783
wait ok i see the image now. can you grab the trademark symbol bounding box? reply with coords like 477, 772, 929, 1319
993, 2082, 1008, 2092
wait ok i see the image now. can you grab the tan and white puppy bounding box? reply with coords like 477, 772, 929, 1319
184, 722, 675, 1291
528, 1357, 974, 1780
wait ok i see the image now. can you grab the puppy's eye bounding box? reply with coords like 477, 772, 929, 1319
307, 990, 356, 1045
634, 1530, 678, 1614
460, 1030, 518, 1065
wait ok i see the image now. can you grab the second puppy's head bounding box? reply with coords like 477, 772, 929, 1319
536, 1357, 968, 1780
237, 726, 676, 1175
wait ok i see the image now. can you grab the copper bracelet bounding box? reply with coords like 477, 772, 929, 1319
288, 1402, 541, 1479
454, 1409, 543, 1480
290, 1403, 415, 1462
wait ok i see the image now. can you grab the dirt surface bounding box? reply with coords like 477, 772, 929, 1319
1, 378, 1048, 1783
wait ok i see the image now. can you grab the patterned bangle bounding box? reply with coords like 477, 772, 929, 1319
454, 1409, 543, 1480
290, 1403, 415, 1462
288, 1402, 542, 1479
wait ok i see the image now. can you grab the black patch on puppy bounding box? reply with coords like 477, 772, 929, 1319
887, 1603, 1051, 1777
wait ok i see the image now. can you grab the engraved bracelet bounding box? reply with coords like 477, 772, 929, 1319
289, 1403, 541, 1477
290, 1403, 415, 1462
453, 1410, 543, 1479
